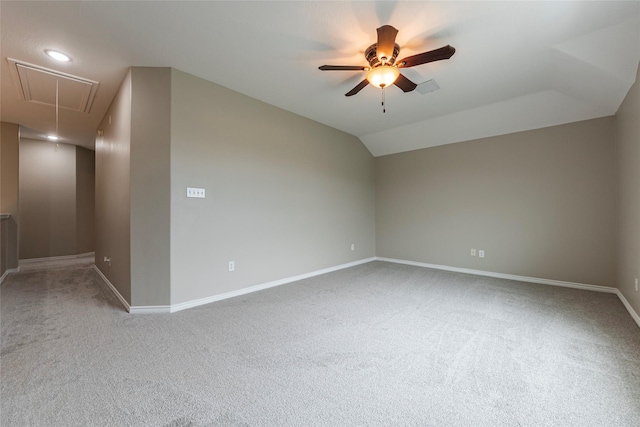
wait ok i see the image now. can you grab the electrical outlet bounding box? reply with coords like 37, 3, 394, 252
351, 243, 355, 251
228, 261, 235, 272
471, 248, 476, 256
478, 250, 485, 258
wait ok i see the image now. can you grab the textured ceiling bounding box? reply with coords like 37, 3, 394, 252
1, 1, 639, 155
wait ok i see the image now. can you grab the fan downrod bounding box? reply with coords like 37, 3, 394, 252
364, 43, 401, 68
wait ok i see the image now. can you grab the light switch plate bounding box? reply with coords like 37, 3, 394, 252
187, 187, 205, 198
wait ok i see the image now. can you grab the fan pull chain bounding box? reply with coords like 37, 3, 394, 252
382, 87, 386, 113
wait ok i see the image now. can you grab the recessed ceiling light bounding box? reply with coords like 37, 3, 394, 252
46, 135, 59, 141
45, 50, 71, 62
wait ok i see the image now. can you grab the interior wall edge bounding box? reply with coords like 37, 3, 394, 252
0, 122, 20, 274
0, 268, 20, 285
616, 289, 640, 329
92, 265, 130, 313
613, 61, 640, 319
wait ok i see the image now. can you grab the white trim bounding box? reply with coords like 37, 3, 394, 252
130, 305, 171, 314
377, 257, 640, 329
20, 252, 95, 264
615, 290, 640, 329
0, 267, 20, 285
92, 265, 131, 313
169, 257, 377, 313
376, 257, 618, 293
90, 253, 640, 328
94, 257, 376, 314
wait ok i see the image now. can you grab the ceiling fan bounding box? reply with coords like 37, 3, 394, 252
319, 25, 455, 100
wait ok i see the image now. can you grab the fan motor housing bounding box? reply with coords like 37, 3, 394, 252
365, 43, 401, 68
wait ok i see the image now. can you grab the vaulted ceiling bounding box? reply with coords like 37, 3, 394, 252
2, 1, 639, 155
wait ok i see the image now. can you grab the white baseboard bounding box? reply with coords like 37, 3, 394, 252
130, 305, 171, 314
169, 257, 377, 313
91, 253, 640, 328
376, 257, 617, 293
615, 290, 640, 329
376, 257, 640, 329
0, 267, 20, 285
20, 252, 95, 264
93, 257, 377, 314
170, 257, 375, 313
92, 265, 170, 314
92, 265, 131, 313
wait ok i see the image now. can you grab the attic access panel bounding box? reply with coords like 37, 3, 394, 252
8, 58, 99, 113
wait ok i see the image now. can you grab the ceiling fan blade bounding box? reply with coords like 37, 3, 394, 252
319, 65, 368, 71
345, 79, 369, 97
397, 45, 456, 68
376, 25, 399, 61
394, 74, 418, 93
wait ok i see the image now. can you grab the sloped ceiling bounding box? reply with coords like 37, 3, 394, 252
1, 1, 639, 155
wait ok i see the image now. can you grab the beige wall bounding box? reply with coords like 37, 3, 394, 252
76, 146, 95, 254
129, 68, 171, 306
1, 122, 20, 274
170, 69, 376, 305
376, 117, 617, 287
17, 140, 94, 260
94, 67, 173, 307
95, 67, 374, 308
19, 139, 77, 259
95, 70, 132, 303
95, 64, 635, 319
615, 63, 640, 316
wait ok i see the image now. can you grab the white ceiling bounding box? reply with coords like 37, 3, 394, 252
2, 1, 639, 156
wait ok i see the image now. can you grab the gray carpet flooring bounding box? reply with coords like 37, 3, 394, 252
1, 261, 639, 426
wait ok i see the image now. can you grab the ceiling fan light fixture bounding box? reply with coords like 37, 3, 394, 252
366, 65, 400, 89
319, 25, 454, 98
